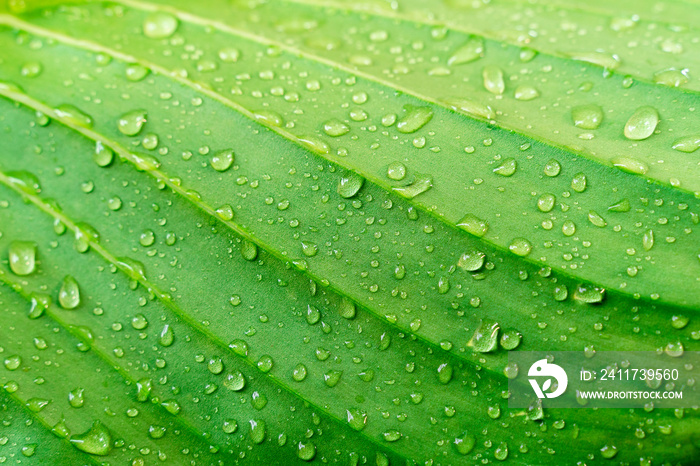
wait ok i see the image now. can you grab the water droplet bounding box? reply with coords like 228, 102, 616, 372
249, 420, 266, 444
223, 371, 246, 391
672, 134, 700, 153
161, 399, 180, 415
68, 388, 85, 408
494, 442, 509, 460
588, 211, 607, 227
210, 149, 234, 172
383, 430, 401, 442
228, 339, 248, 357
608, 198, 630, 212
8, 241, 36, 276
508, 238, 532, 257
306, 304, 321, 325
600, 445, 618, 459
346, 408, 366, 431
136, 378, 152, 402
443, 98, 495, 119
223, 419, 237, 434
297, 441, 316, 461
70, 421, 112, 456
448, 37, 484, 65
337, 174, 364, 198
611, 157, 648, 175
553, 285, 569, 301
241, 241, 258, 261
59, 275, 80, 310
500, 330, 522, 350
324, 370, 342, 387
482, 65, 504, 95
397, 105, 433, 133
392, 174, 432, 199
514, 85, 539, 101
454, 432, 476, 455
4, 355, 21, 371
665, 341, 684, 357
457, 251, 485, 272
654, 68, 688, 87
543, 159, 561, 177
143, 12, 178, 39
338, 298, 356, 319
218, 47, 240, 62
125, 64, 149, 82
252, 391, 267, 410
671, 315, 689, 329
437, 363, 453, 384
573, 285, 605, 304
117, 110, 147, 136
571, 105, 603, 130
569, 52, 620, 70
257, 355, 273, 373
386, 162, 407, 181
493, 158, 517, 176
457, 214, 488, 237
323, 119, 350, 137
468, 319, 499, 352
571, 173, 587, 193
624, 106, 659, 140
292, 364, 307, 382
208, 357, 224, 374
93, 141, 114, 167
54, 104, 93, 129
21, 62, 42, 78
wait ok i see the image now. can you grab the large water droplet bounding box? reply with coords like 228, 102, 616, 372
143, 12, 179, 39
210, 149, 234, 172
612, 157, 648, 175
443, 98, 495, 120
508, 238, 532, 257
624, 106, 659, 140
392, 174, 432, 199
59, 275, 80, 310
468, 319, 499, 352
8, 241, 36, 276
482, 65, 504, 95
54, 104, 93, 129
571, 105, 603, 130
457, 214, 488, 237
337, 174, 364, 198
117, 110, 147, 136
70, 421, 112, 456
396, 105, 433, 133
448, 37, 484, 65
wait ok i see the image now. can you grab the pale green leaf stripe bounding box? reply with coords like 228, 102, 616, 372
281, 0, 700, 91
1, 9, 698, 304
18, 0, 700, 195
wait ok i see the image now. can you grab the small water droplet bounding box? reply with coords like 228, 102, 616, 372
386, 162, 407, 181
457, 214, 488, 237
571, 105, 603, 130
337, 174, 364, 198
508, 238, 532, 257
448, 37, 484, 65
392, 174, 432, 199
468, 319, 499, 352
612, 157, 648, 175
482, 65, 504, 95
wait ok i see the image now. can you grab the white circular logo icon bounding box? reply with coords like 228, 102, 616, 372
528, 359, 568, 399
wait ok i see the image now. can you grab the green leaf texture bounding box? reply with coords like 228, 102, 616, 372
0, 0, 698, 464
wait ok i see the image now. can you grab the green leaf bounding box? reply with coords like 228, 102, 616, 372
0, 0, 698, 464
